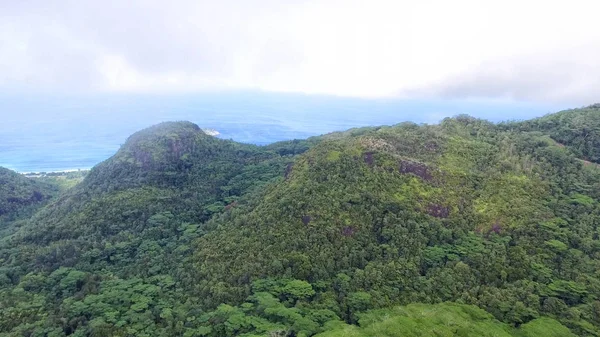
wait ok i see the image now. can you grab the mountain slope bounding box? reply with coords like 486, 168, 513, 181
191, 115, 600, 334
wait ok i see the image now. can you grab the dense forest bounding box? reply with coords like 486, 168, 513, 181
2, 105, 600, 336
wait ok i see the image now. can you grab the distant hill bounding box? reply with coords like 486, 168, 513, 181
0, 167, 60, 237
0, 167, 56, 216
505, 104, 600, 164
3, 108, 600, 336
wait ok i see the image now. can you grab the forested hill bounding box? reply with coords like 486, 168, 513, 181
0, 167, 59, 237
14, 121, 310, 246
2, 106, 600, 336
505, 104, 600, 164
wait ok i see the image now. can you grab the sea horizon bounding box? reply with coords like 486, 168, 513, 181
0, 91, 569, 173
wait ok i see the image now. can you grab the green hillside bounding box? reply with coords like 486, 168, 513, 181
506, 104, 600, 164
0, 167, 57, 219
18, 122, 303, 244
190, 115, 600, 335
0, 167, 61, 238
2, 109, 600, 336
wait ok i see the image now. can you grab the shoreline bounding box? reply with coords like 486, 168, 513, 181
21, 168, 91, 176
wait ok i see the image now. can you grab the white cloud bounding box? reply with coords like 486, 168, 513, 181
0, 0, 599, 103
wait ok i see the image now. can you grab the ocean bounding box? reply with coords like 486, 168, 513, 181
0, 91, 563, 173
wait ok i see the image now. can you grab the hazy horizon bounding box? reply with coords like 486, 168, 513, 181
0, 91, 569, 173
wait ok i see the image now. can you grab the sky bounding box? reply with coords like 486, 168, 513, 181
1, 0, 599, 104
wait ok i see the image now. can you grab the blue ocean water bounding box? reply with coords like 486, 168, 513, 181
0, 91, 564, 173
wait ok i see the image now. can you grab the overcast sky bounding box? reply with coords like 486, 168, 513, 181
1, 0, 599, 104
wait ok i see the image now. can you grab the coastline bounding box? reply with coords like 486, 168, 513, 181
201, 128, 220, 136
21, 168, 91, 177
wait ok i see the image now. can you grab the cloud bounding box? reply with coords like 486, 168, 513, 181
0, 0, 599, 103
410, 45, 600, 103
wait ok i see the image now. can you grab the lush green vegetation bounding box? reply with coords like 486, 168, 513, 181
35, 171, 89, 192
315, 303, 575, 337
1, 106, 600, 336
